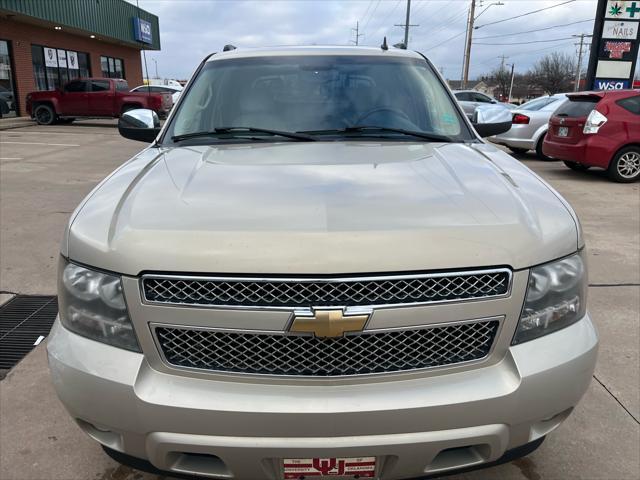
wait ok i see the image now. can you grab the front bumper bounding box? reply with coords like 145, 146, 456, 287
47, 314, 598, 479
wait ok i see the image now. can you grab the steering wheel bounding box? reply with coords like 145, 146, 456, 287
355, 107, 411, 125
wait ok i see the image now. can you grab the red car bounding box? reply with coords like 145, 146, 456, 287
26, 78, 173, 125
543, 90, 640, 182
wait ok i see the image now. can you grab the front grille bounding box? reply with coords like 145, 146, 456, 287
142, 270, 510, 308
154, 320, 500, 376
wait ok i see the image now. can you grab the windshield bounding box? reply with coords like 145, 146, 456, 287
165, 55, 471, 143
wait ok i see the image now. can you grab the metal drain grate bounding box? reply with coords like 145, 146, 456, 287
0, 295, 58, 372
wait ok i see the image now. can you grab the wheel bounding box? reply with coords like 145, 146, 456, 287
535, 133, 551, 160
508, 147, 529, 155
34, 104, 56, 125
608, 146, 640, 183
563, 161, 590, 172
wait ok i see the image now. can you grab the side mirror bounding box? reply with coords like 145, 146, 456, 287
472, 104, 512, 137
118, 108, 160, 143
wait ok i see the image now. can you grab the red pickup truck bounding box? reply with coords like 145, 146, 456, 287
26, 78, 172, 125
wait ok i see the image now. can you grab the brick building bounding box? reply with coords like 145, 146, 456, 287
0, 0, 160, 117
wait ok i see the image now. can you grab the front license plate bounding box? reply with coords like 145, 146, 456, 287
558, 126, 569, 137
283, 457, 376, 478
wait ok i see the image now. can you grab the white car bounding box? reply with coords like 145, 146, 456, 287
490, 94, 569, 158
130, 84, 183, 104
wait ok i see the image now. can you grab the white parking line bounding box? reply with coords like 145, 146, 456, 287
0, 141, 80, 147
0, 157, 23, 160
5, 130, 113, 136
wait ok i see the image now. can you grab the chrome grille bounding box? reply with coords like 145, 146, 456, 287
154, 320, 499, 376
142, 270, 510, 308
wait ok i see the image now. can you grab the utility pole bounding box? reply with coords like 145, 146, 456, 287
350, 21, 364, 45
152, 58, 159, 79
394, 0, 419, 48
460, 7, 471, 84
507, 62, 515, 103
462, 0, 477, 89
498, 54, 508, 71
403, 0, 411, 47
573, 33, 593, 92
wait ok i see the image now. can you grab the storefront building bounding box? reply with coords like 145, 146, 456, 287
0, 0, 160, 117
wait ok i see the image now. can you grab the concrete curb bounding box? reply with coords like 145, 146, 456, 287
0, 117, 36, 130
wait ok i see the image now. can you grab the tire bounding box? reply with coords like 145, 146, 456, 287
34, 104, 57, 125
607, 146, 640, 183
563, 161, 590, 172
535, 133, 552, 160
508, 147, 529, 155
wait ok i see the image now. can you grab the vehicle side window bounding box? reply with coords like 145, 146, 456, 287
91, 80, 111, 92
64, 81, 87, 93
455, 92, 472, 101
473, 93, 493, 103
115, 81, 129, 91
617, 95, 640, 115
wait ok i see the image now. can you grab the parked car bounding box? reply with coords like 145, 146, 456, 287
452, 89, 512, 118
130, 84, 183, 104
543, 90, 640, 182
48, 46, 597, 480
490, 94, 568, 158
25, 78, 173, 125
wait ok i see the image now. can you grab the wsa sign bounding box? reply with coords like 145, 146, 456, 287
133, 17, 152, 44
593, 79, 631, 90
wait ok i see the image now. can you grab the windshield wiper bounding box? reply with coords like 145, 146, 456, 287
171, 127, 316, 143
301, 126, 454, 143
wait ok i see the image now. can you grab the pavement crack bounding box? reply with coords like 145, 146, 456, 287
593, 375, 640, 425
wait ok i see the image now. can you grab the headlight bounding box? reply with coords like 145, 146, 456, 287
513, 251, 587, 344
58, 258, 140, 351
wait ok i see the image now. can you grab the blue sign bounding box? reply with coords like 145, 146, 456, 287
133, 17, 152, 44
594, 79, 631, 90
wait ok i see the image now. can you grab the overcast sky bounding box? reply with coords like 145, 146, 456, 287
133, 0, 605, 81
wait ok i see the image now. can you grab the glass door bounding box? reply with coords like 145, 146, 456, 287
0, 40, 17, 118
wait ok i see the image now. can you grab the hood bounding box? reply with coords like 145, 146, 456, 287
66, 141, 578, 275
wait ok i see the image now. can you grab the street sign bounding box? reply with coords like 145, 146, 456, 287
587, 0, 639, 90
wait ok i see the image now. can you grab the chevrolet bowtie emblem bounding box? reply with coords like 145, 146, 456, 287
290, 309, 370, 338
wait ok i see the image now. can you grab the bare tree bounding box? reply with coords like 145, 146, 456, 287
528, 52, 576, 94
488, 66, 512, 100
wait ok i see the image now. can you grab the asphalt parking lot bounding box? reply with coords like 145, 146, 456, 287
0, 121, 638, 480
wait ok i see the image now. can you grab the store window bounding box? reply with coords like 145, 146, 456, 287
31, 44, 90, 91
0, 39, 17, 118
100, 56, 125, 79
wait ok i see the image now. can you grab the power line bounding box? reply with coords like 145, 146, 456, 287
359, 0, 375, 26
367, 0, 402, 39
474, 18, 593, 40
475, 36, 575, 46
361, 0, 383, 36
429, 29, 466, 50
475, 0, 577, 30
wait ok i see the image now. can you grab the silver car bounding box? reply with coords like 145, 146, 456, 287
490, 94, 569, 158
452, 90, 512, 119
48, 46, 597, 479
